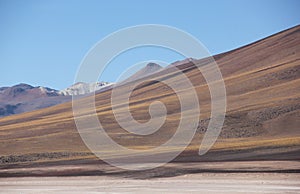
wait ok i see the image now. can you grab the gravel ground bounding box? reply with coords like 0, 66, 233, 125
0, 173, 300, 194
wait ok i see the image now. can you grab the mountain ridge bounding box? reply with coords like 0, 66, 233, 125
0, 81, 112, 117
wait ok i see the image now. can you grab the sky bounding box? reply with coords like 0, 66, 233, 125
0, 0, 299, 90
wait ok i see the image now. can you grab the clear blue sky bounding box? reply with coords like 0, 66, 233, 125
1, 0, 299, 89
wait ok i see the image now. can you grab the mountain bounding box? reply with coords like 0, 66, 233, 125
0, 25, 299, 176
59, 82, 112, 96
0, 82, 112, 117
121, 62, 163, 84
0, 83, 59, 101
0, 83, 70, 117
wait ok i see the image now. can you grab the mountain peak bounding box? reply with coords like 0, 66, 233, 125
13, 83, 34, 90
146, 62, 161, 67
121, 63, 163, 84
59, 82, 112, 96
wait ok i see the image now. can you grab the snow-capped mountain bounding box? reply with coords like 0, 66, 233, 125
59, 82, 113, 96
0, 82, 112, 117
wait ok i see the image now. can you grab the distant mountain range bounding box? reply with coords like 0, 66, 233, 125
0, 82, 111, 117
59, 82, 113, 96
0, 62, 163, 117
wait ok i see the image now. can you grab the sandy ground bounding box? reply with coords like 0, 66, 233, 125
0, 173, 300, 194
1, 160, 300, 177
